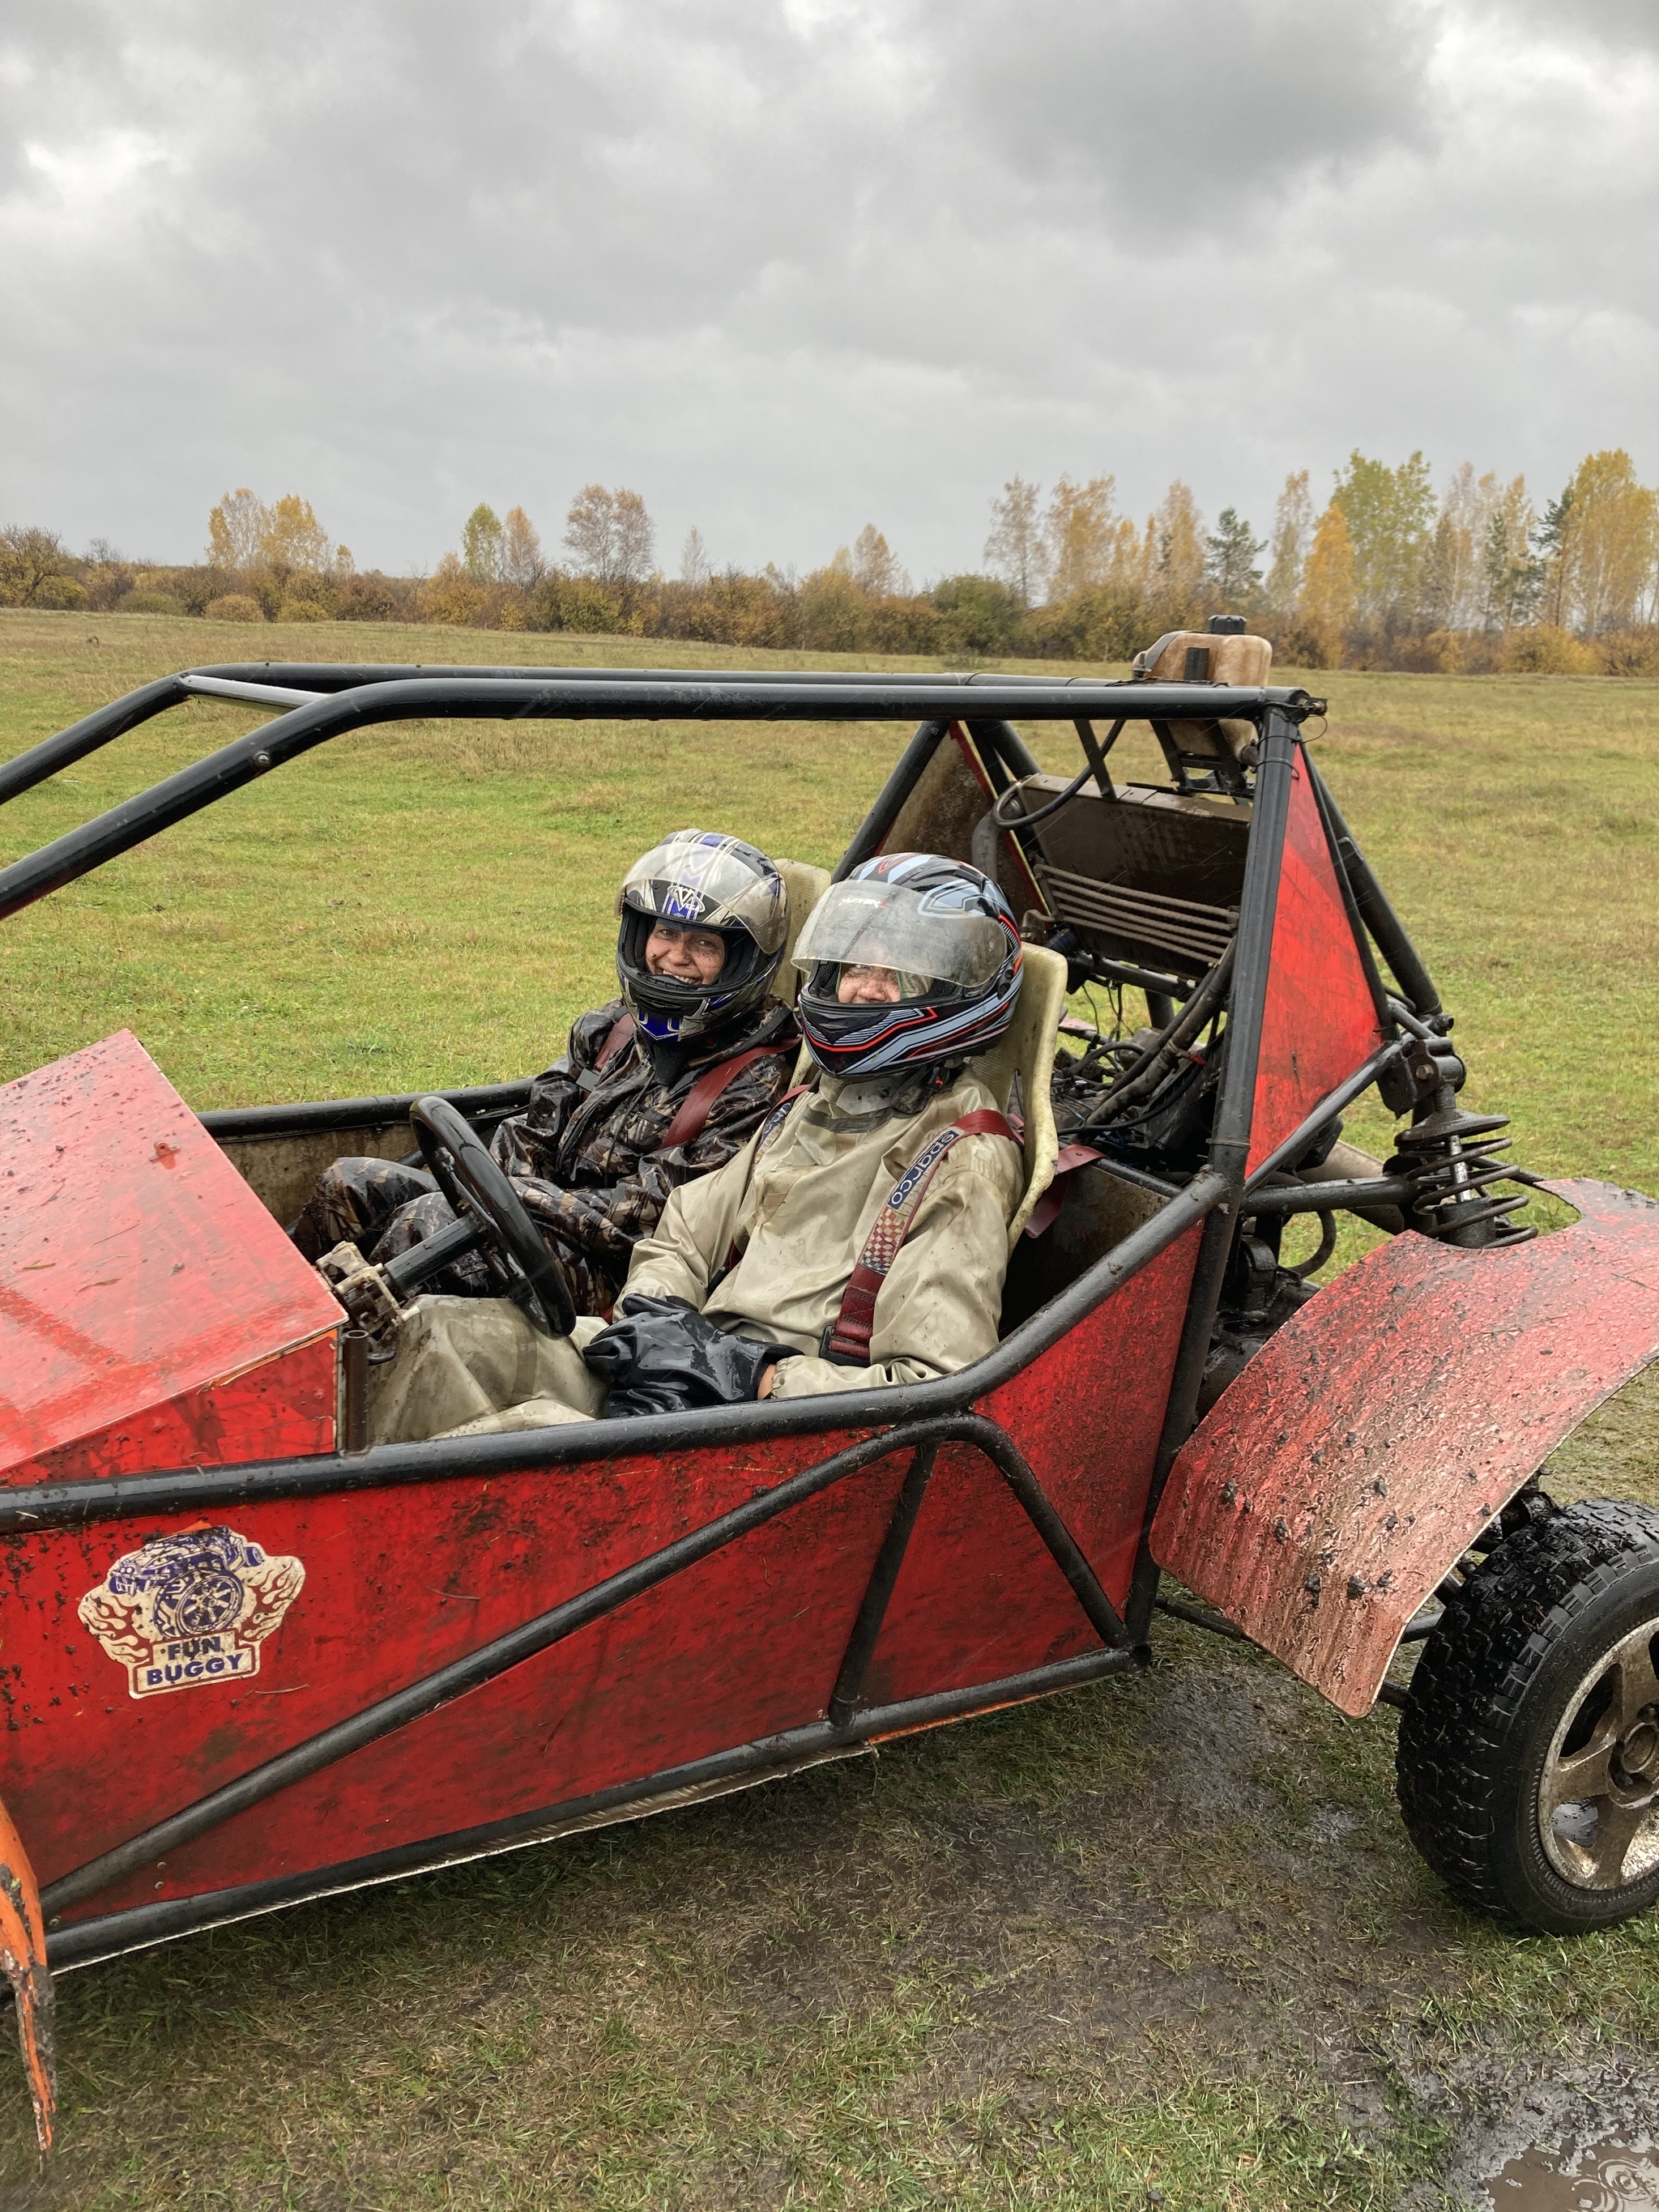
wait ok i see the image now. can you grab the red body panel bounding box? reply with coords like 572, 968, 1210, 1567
23, 1434, 904, 1915
0, 1214, 1198, 1928
976, 1223, 1201, 1610
0, 1034, 340, 1481
1247, 761, 1384, 1173
1150, 1180, 1659, 1715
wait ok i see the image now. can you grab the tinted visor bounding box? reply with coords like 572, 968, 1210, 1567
792, 880, 1009, 993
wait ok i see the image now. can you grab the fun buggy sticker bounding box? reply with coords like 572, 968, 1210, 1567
79, 1525, 305, 1699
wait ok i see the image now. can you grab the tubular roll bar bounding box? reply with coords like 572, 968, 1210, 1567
0, 661, 1246, 810
198, 1078, 533, 1144
0, 671, 1315, 922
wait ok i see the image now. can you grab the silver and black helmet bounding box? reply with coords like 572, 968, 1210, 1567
793, 853, 1023, 1080
616, 829, 789, 1044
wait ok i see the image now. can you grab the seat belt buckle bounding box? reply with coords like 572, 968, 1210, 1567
817, 1322, 868, 1368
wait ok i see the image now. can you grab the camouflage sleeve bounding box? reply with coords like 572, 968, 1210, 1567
489, 1002, 624, 1180
518, 1045, 795, 1272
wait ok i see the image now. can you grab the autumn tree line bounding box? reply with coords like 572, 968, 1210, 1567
2, 450, 1656, 672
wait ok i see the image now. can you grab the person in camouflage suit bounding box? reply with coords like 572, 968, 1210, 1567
290, 832, 800, 1318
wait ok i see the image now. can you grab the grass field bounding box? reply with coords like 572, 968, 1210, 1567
2, 610, 1657, 2209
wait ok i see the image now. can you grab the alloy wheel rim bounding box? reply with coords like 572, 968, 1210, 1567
1537, 1616, 1659, 1890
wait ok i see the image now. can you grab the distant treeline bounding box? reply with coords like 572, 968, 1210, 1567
4, 452, 1657, 674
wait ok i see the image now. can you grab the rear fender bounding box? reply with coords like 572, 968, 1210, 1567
1150, 1181, 1659, 1717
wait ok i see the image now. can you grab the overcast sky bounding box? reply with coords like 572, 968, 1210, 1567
2, 0, 1654, 582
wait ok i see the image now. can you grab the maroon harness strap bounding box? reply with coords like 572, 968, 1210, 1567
826, 1107, 1018, 1365
1021, 1141, 1104, 1242
662, 1040, 796, 1151
596, 1012, 636, 1069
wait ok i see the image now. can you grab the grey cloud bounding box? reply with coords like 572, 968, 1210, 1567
940, 0, 1443, 232
1, 0, 1653, 582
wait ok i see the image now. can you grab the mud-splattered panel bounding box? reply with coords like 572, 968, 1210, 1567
1151, 1182, 1659, 1716
0, 1030, 341, 1481
1247, 756, 1385, 1175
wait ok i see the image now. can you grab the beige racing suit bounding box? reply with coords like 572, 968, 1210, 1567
627, 1066, 1024, 1398
366, 1066, 1023, 1439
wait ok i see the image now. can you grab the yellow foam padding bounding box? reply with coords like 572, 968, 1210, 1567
770, 859, 833, 1008
970, 941, 1068, 1250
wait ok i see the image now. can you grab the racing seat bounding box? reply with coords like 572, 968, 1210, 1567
770, 859, 833, 1010
970, 941, 1069, 1247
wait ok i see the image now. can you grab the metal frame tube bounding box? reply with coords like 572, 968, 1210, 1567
0, 677, 189, 808
47, 1642, 1143, 1968
1304, 755, 1441, 1017
198, 1076, 534, 1144
831, 718, 950, 879
828, 1444, 938, 1723
41, 1411, 1120, 1919
2, 676, 1317, 923
1242, 1174, 1416, 1217
1121, 713, 1300, 1643
1240, 1035, 1411, 1192
0, 666, 1078, 813
1206, 713, 1297, 1186
181, 676, 326, 710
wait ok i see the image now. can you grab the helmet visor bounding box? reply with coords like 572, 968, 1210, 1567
793, 880, 1011, 993
617, 833, 788, 953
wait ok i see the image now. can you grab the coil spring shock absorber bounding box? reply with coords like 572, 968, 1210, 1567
1381, 999, 1536, 1248
1391, 1101, 1535, 1247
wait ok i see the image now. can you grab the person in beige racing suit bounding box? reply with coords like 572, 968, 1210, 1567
293, 831, 800, 1320
365, 854, 1026, 1441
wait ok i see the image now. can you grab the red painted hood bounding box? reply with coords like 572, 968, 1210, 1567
0, 1032, 342, 1483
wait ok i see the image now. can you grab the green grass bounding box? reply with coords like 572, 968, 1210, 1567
2, 610, 1657, 2209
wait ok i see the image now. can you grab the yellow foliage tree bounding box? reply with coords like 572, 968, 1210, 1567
1265, 471, 1312, 612
1045, 475, 1118, 600
1299, 502, 1356, 667
1561, 450, 1657, 634
564, 485, 655, 589
851, 525, 906, 596
983, 475, 1045, 606
501, 506, 544, 588
800, 560, 868, 650
418, 552, 487, 627
1478, 475, 1537, 628
260, 495, 331, 575
207, 489, 270, 571
461, 503, 503, 584
1149, 481, 1205, 619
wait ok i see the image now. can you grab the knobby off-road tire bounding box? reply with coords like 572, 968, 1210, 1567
1397, 1499, 1659, 1934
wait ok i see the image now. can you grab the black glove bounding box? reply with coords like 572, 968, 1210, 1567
582, 1295, 791, 1418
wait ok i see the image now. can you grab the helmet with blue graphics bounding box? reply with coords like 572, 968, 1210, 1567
792, 853, 1023, 1080
616, 829, 789, 1045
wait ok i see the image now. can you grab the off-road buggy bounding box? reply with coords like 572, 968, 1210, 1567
0, 625, 1655, 2154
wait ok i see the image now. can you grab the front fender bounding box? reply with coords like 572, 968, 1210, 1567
1150, 1181, 1659, 1717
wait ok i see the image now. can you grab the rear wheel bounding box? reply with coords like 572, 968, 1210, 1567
1397, 1499, 1659, 1933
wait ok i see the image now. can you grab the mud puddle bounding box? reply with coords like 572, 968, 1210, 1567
1485, 2138, 1659, 2210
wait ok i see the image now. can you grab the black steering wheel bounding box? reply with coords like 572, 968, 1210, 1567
408, 1095, 578, 1337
